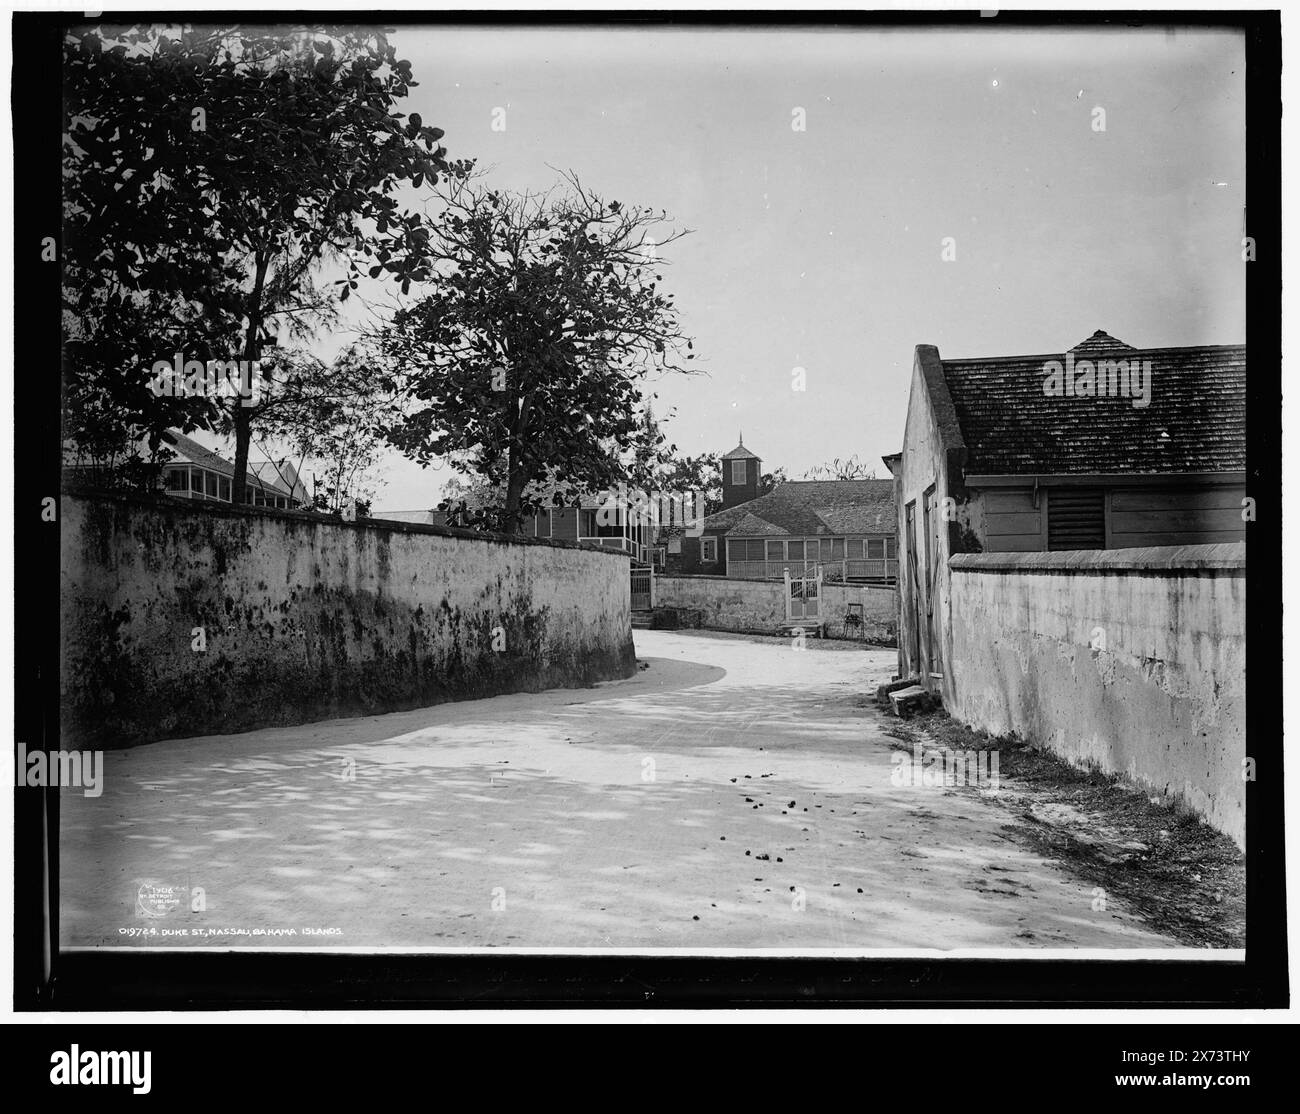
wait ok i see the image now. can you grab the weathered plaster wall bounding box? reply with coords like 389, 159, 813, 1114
655, 574, 897, 641
61, 491, 637, 747
948, 544, 1246, 846
894, 345, 972, 698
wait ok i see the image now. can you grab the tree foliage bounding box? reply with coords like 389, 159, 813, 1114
655, 454, 786, 516
62, 22, 467, 496
656, 452, 721, 516
760, 466, 789, 495
251, 344, 399, 515
803, 455, 876, 481
380, 172, 699, 533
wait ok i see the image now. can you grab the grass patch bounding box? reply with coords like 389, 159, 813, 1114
888, 709, 1245, 949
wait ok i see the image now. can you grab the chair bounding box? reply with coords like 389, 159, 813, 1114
843, 602, 864, 640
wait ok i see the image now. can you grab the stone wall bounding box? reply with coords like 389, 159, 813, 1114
948, 544, 1246, 846
60, 491, 636, 747
654, 574, 897, 641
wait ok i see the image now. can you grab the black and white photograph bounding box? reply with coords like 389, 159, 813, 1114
7, 6, 1288, 1034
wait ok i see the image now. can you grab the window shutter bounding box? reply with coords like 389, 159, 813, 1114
1047, 489, 1106, 550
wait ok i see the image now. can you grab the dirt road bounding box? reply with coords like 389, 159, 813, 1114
61, 629, 1182, 950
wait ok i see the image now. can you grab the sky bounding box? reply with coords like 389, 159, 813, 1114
212, 24, 1247, 512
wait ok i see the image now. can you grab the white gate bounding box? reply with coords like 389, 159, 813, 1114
784, 567, 822, 621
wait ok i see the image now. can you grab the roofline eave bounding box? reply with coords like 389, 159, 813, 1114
964, 470, 1247, 488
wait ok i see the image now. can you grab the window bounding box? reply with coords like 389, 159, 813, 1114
701, 537, 718, 562
579, 509, 621, 539
190, 469, 204, 495
885, 537, 897, 559
219, 477, 231, 502
1047, 488, 1106, 550
653, 547, 666, 569
534, 510, 552, 538
766, 540, 784, 561
205, 471, 219, 498
730, 459, 746, 485
847, 539, 864, 559
745, 539, 765, 561
164, 469, 187, 493
787, 540, 804, 560
867, 539, 884, 559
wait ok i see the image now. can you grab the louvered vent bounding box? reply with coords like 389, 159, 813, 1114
1047, 489, 1106, 550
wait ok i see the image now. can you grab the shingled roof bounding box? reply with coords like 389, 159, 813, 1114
721, 439, 762, 461
163, 430, 293, 496
937, 335, 1245, 476
703, 479, 897, 537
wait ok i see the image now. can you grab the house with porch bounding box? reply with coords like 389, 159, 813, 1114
63, 429, 307, 508
884, 330, 1247, 698
133, 431, 306, 509
524, 494, 655, 565
250, 459, 310, 507
666, 437, 898, 584
159, 430, 308, 509
395, 478, 659, 561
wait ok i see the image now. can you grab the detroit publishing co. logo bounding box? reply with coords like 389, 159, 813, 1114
135, 881, 185, 918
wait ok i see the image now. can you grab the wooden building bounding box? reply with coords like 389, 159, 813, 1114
884, 330, 1246, 688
